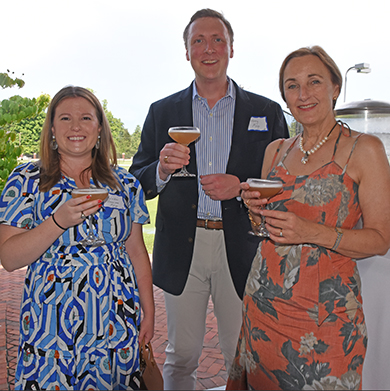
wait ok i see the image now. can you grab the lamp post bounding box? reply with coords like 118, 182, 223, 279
344, 63, 371, 102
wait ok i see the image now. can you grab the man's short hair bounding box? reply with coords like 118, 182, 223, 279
183, 8, 234, 49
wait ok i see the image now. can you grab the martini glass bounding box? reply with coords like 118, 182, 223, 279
246, 178, 283, 237
168, 126, 200, 177
72, 188, 109, 246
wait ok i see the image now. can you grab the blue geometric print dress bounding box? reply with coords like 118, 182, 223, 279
0, 162, 149, 390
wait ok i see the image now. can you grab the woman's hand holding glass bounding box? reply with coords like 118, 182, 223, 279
72, 188, 108, 246
240, 182, 268, 220
241, 179, 283, 237
241, 183, 314, 243
53, 194, 103, 231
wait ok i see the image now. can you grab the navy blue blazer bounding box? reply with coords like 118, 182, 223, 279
130, 81, 289, 298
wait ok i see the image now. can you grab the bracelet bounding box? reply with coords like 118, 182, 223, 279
52, 214, 66, 231
331, 227, 343, 251
248, 211, 262, 227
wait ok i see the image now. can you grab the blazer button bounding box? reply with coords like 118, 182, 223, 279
147, 189, 152, 195
191, 204, 196, 209
188, 238, 193, 243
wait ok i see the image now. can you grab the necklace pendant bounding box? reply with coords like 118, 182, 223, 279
301, 154, 309, 164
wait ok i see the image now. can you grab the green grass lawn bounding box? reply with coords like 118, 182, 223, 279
117, 160, 132, 171
143, 197, 157, 254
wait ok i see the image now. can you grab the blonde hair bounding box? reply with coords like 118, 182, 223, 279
39, 86, 119, 192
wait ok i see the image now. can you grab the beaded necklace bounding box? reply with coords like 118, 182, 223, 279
299, 122, 338, 164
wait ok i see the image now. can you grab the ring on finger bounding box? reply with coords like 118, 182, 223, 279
206, 191, 211, 196
164, 156, 169, 164
244, 199, 250, 208
279, 228, 283, 237
81, 211, 86, 220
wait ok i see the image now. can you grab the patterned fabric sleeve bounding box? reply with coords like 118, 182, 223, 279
0, 162, 39, 230
116, 167, 149, 225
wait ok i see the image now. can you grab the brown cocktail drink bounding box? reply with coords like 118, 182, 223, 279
168, 127, 200, 146
72, 188, 109, 202
247, 178, 283, 199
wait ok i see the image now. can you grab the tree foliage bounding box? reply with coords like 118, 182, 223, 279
0, 71, 49, 193
8, 112, 46, 156
130, 125, 142, 156
0, 71, 25, 89
0, 93, 49, 127
102, 99, 134, 158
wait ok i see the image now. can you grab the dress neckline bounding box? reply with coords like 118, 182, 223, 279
271, 123, 362, 186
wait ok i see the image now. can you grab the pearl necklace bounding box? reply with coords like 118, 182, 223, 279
299, 122, 338, 164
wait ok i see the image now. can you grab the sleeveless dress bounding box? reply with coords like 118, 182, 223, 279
227, 130, 367, 390
0, 162, 149, 390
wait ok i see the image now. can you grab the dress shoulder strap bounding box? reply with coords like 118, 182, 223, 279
280, 136, 299, 165
331, 122, 345, 162
269, 137, 299, 171
269, 139, 285, 169
342, 132, 364, 174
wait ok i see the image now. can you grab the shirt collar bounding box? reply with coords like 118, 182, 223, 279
192, 77, 236, 100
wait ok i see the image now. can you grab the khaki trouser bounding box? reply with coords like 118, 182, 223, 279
162, 227, 243, 390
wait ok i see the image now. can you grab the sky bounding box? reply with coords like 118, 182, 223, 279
2, 0, 389, 133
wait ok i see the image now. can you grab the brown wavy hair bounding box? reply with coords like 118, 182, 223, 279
279, 46, 342, 109
39, 86, 119, 192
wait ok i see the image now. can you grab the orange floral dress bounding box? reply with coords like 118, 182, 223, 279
227, 131, 366, 390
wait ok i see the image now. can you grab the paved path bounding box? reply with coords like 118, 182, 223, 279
0, 265, 227, 390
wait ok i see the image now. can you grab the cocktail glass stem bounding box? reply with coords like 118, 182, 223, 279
248, 205, 270, 237
80, 214, 105, 246
258, 207, 270, 237
173, 162, 195, 177
87, 216, 96, 240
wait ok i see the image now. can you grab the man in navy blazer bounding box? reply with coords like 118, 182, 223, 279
130, 8, 289, 390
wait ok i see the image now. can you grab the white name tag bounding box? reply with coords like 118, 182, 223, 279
248, 116, 268, 132
104, 194, 125, 210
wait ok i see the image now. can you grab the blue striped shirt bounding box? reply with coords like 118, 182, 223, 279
193, 78, 236, 220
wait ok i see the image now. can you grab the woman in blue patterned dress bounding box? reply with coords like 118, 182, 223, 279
0, 86, 154, 390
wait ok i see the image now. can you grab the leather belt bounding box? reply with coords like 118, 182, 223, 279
196, 219, 223, 230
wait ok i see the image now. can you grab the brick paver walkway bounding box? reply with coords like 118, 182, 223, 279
0, 265, 227, 390
0, 266, 25, 391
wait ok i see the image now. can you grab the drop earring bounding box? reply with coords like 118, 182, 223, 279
95, 135, 100, 150
51, 135, 58, 150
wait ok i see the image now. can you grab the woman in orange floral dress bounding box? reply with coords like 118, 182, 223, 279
226, 46, 390, 390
